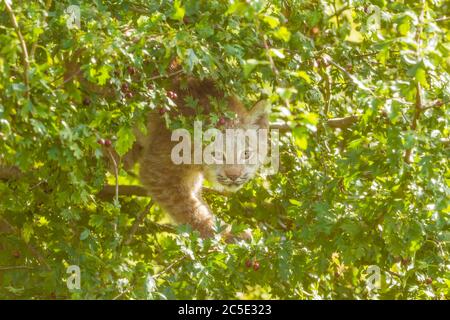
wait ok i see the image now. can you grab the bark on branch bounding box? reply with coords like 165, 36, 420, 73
271, 115, 360, 132
3, 0, 30, 96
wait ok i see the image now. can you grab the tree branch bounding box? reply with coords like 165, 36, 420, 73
105, 147, 119, 203
98, 184, 229, 199
0, 265, 35, 271
137, 219, 176, 235
3, 0, 30, 97
148, 69, 183, 81
326, 115, 359, 128
123, 200, 154, 245
30, 0, 53, 58
272, 115, 360, 132
404, 0, 425, 164
98, 185, 149, 199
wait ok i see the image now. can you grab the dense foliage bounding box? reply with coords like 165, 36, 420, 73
0, 0, 449, 299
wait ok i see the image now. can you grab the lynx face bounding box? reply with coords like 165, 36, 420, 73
203, 100, 270, 192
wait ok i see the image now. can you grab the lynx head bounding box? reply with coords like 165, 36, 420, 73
203, 99, 270, 192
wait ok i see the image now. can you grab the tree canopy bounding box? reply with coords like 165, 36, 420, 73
0, 0, 449, 299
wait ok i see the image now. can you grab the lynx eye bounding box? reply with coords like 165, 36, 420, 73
241, 149, 254, 161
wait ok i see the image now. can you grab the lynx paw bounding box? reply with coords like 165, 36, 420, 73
221, 226, 252, 243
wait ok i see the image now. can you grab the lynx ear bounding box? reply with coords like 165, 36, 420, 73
247, 100, 270, 128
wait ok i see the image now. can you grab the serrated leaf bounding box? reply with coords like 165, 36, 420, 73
172, 0, 185, 21
116, 126, 136, 156
274, 27, 291, 42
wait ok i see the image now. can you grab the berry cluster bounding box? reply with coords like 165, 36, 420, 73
97, 138, 112, 147
245, 259, 260, 271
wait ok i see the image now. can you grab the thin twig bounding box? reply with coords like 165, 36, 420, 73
30, 0, 53, 58
140, 220, 176, 234
272, 116, 360, 132
325, 55, 375, 96
123, 200, 154, 245
98, 185, 148, 199
404, 0, 425, 163
56, 69, 82, 89
328, 4, 351, 19
106, 148, 119, 203
327, 115, 359, 128
153, 255, 188, 279
0, 265, 35, 271
260, 31, 292, 109
148, 69, 183, 81
98, 184, 230, 199
3, 0, 30, 97
386, 269, 402, 278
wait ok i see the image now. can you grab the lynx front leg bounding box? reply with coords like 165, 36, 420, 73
140, 166, 216, 237
164, 191, 216, 238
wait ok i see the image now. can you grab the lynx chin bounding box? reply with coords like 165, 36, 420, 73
121, 78, 271, 240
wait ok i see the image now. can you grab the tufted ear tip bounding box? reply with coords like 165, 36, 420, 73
247, 100, 270, 128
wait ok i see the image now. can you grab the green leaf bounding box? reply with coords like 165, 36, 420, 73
408, 61, 429, 88
292, 127, 308, 150
262, 15, 280, 29
295, 71, 312, 83
21, 222, 33, 243
186, 48, 199, 72
269, 48, 285, 59
80, 229, 90, 240
172, 0, 185, 21
243, 59, 268, 77
289, 199, 302, 206
274, 27, 291, 42
116, 126, 136, 156
225, 2, 248, 16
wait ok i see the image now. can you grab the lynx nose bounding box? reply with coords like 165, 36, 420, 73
224, 167, 242, 181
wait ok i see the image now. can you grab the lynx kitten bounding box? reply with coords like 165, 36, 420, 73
125, 78, 270, 239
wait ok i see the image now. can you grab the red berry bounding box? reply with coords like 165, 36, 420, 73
104, 139, 112, 147
167, 91, 177, 100
83, 97, 91, 106
245, 260, 252, 268
125, 92, 133, 99
159, 108, 166, 115
121, 83, 129, 92
97, 138, 105, 145
253, 261, 260, 271
127, 66, 136, 75
311, 26, 320, 36
218, 117, 226, 125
